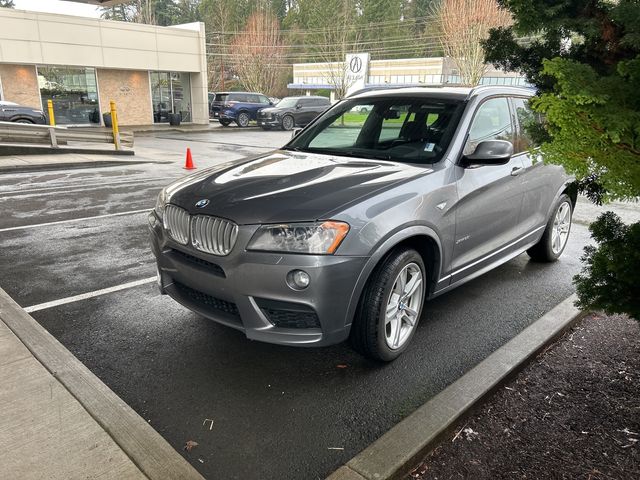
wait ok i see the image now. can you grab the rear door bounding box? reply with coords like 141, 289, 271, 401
450, 96, 526, 283
296, 98, 317, 125
511, 96, 564, 232
308, 98, 330, 123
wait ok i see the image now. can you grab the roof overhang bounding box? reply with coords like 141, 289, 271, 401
63, 0, 127, 6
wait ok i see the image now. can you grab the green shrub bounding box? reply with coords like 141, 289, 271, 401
574, 212, 640, 320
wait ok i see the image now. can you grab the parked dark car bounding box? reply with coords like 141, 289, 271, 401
0, 101, 47, 124
151, 86, 575, 361
210, 92, 272, 127
257, 96, 331, 131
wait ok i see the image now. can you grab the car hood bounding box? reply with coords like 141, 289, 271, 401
259, 107, 287, 114
167, 150, 430, 224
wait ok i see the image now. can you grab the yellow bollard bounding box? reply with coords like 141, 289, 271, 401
110, 100, 121, 151
47, 99, 55, 126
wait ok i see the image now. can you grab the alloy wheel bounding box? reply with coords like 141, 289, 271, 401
282, 115, 294, 131
551, 201, 571, 254
384, 262, 423, 350
237, 112, 250, 127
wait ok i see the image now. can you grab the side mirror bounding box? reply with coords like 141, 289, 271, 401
463, 140, 513, 166
291, 127, 303, 138
295, 104, 302, 110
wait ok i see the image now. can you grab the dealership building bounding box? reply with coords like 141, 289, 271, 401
289, 53, 528, 100
0, 5, 209, 126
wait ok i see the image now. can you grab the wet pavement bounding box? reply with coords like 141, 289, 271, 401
0, 129, 593, 479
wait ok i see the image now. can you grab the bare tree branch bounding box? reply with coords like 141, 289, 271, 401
435, 0, 511, 86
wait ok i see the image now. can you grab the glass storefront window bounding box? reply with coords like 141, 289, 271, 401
151, 71, 191, 123
38, 66, 100, 125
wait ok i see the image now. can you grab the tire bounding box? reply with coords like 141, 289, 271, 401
359, 107, 369, 114
14, 119, 34, 124
219, 119, 232, 127
350, 248, 426, 362
527, 194, 573, 262
236, 112, 250, 128
281, 115, 294, 131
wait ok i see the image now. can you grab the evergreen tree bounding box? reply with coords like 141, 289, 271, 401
484, 0, 640, 319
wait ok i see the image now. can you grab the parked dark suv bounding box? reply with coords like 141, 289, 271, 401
151, 86, 575, 361
0, 101, 47, 124
210, 92, 272, 127
257, 96, 331, 131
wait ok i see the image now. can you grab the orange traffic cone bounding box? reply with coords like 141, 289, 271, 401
184, 147, 195, 170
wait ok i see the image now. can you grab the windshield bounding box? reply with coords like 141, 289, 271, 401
285, 96, 464, 164
277, 97, 298, 108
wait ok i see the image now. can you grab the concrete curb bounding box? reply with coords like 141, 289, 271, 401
327, 294, 585, 480
0, 287, 204, 480
0, 160, 172, 174
0, 146, 135, 156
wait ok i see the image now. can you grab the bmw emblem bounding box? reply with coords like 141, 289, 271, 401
195, 199, 210, 208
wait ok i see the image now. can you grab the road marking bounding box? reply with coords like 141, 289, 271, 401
24, 276, 157, 313
0, 177, 179, 196
0, 209, 149, 233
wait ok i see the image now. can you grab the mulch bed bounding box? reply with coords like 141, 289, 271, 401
409, 313, 640, 479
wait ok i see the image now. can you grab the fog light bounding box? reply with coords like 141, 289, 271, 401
287, 270, 310, 290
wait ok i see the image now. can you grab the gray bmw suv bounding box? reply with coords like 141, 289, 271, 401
149, 86, 574, 361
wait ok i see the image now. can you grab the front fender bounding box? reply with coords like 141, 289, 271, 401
341, 224, 444, 329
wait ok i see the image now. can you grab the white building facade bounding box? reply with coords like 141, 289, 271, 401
0, 7, 209, 126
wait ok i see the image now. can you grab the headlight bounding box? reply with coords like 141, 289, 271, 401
154, 188, 167, 219
248, 221, 350, 254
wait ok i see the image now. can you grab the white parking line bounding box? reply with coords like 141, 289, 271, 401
0, 209, 149, 232
0, 176, 181, 197
24, 276, 157, 313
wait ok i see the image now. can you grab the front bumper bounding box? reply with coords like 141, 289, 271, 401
148, 212, 367, 347
257, 117, 280, 127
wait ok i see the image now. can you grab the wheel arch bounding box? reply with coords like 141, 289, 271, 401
343, 227, 443, 330
562, 180, 578, 208
11, 117, 35, 123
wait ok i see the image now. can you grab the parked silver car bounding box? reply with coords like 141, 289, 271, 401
149, 86, 574, 361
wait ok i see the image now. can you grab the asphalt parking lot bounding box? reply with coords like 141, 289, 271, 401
0, 128, 593, 480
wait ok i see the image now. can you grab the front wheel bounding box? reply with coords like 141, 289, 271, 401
350, 248, 426, 362
236, 112, 250, 128
281, 115, 294, 131
527, 194, 573, 262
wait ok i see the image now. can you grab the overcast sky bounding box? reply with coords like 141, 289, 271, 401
13, 0, 101, 18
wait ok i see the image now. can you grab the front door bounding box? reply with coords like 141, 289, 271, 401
450, 96, 525, 283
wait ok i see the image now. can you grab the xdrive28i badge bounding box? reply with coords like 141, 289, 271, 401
195, 199, 210, 208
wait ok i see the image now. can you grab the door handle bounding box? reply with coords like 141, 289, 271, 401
510, 166, 524, 176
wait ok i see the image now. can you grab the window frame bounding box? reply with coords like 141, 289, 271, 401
459, 95, 516, 163
509, 95, 540, 155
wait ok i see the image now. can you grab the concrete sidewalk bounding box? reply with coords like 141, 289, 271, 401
0, 320, 147, 479
0, 145, 178, 173
0, 288, 204, 480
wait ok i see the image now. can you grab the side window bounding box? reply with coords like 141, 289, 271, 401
512, 97, 541, 153
258, 95, 270, 105
298, 98, 312, 107
247, 94, 260, 104
230, 94, 246, 103
464, 97, 514, 155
